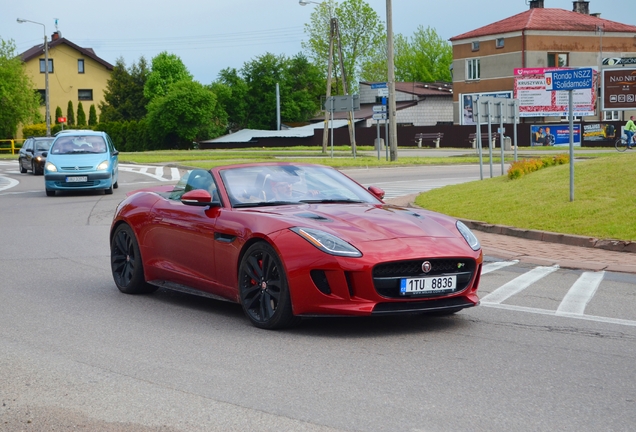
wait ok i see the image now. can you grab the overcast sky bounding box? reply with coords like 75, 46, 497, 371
3, 0, 632, 84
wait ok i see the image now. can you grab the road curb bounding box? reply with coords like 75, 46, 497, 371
461, 219, 636, 254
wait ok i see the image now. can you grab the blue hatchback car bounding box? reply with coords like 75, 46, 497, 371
44, 130, 119, 196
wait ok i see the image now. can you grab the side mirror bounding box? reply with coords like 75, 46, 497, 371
42, 152, 48, 157
181, 189, 220, 207
26, 148, 34, 154
368, 185, 385, 200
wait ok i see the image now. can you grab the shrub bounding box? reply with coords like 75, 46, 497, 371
507, 154, 570, 180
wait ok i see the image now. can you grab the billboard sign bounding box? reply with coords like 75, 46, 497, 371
601, 68, 636, 111
514, 68, 596, 117
530, 124, 581, 147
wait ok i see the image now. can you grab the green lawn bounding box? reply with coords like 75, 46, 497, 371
415, 153, 636, 241
2, 146, 633, 241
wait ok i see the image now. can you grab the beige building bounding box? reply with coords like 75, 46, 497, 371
20, 31, 113, 129
450, 0, 636, 124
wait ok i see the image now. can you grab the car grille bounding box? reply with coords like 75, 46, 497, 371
372, 258, 476, 299
60, 166, 94, 171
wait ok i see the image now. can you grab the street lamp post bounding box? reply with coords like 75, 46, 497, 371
17, 18, 50, 137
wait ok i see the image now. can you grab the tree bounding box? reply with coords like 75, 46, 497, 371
66, 101, 75, 126
146, 80, 225, 149
209, 68, 248, 133
302, 0, 384, 94
0, 37, 43, 138
280, 54, 324, 122
77, 102, 86, 126
395, 26, 453, 83
99, 56, 149, 122
55, 106, 63, 124
361, 26, 452, 83
88, 104, 97, 126
144, 52, 193, 102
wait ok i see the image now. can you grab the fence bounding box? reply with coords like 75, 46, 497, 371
0, 139, 24, 155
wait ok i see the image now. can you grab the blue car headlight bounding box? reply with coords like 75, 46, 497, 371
290, 227, 362, 257
45, 162, 57, 172
456, 221, 481, 251
96, 160, 109, 171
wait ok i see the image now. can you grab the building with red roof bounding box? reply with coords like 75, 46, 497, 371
450, 0, 636, 125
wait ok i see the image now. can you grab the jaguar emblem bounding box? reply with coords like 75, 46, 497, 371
421, 261, 432, 273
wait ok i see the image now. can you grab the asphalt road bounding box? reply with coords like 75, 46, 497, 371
1, 163, 635, 431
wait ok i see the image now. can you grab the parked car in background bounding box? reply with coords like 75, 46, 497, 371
110, 163, 483, 329
18, 137, 54, 175
44, 130, 119, 196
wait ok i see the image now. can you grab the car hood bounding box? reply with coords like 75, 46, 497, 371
249, 203, 461, 242
48, 153, 111, 167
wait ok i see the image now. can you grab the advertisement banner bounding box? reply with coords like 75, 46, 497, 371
514, 68, 596, 117
460, 91, 513, 125
530, 124, 581, 147
583, 123, 617, 142
601, 68, 636, 110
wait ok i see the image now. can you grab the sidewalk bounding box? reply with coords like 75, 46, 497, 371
385, 194, 636, 275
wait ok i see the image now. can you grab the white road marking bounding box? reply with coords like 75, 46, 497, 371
0, 175, 19, 192
556, 271, 605, 316
482, 302, 636, 327
480, 265, 560, 304
481, 260, 519, 275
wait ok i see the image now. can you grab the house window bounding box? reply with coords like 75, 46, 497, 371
548, 53, 569, 67
496, 38, 504, 48
39, 58, 53, 73
78, 59, 85, 74
36, 90, 46, 106
603, 110, 619, 121
471, 41, 480, 51
466, 58, 480, 81
78, 89, 93, 101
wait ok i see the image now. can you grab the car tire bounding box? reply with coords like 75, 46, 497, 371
31, 161, 40, 175
110, 224, 157, 294
20, 162, 27, 174
238, 242, 299, 329
105, 184, 114, 195
45, 189, 56, 197
113, 180, 118, 189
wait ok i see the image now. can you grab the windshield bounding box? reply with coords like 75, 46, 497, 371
50, 136, 107, 155
35, 139, 54, 152
220, 165, 381, 208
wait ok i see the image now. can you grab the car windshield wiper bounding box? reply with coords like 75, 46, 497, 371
299, 198, 365, 204
233, 200, 297, 208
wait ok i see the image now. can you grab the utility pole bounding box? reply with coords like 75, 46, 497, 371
386, 0, 398, 161
333, 19, 356, 154
321, 18, 336, 154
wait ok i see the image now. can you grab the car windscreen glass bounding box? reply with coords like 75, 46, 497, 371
50, 136, 107, 154
221, 165, 381, 208
35, 139, 54, 151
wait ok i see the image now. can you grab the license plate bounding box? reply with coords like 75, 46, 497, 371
400, 275, 456, 295
66, 176, 88, 183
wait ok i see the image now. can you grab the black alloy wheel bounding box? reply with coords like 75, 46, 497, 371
110, 224, 156, 294
20, 160, 27, 173
238, 242, 298, 329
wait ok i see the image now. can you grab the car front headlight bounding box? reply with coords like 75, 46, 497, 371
45, 162, 57, 172
290, 227, 362, 257
96, 160, 109, 171
456, 220, 481, 251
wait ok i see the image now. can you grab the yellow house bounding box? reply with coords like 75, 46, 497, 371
19, 31, 113, 131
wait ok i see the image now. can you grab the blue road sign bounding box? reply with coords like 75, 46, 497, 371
370, 82, 387, 89
545, 68, 593, 91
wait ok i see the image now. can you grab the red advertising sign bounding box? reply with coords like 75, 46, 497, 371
57, 117, 67, 123
513, 68, 596, 117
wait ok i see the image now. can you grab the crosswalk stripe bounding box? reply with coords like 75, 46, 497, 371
556, 271, 605, 316
481, 260, 519, 275
481, 265, 560, 304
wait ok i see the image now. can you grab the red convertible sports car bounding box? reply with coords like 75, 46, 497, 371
110, 163, 483, 329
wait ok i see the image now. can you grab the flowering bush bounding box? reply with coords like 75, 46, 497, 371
507, 154, 569, 180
